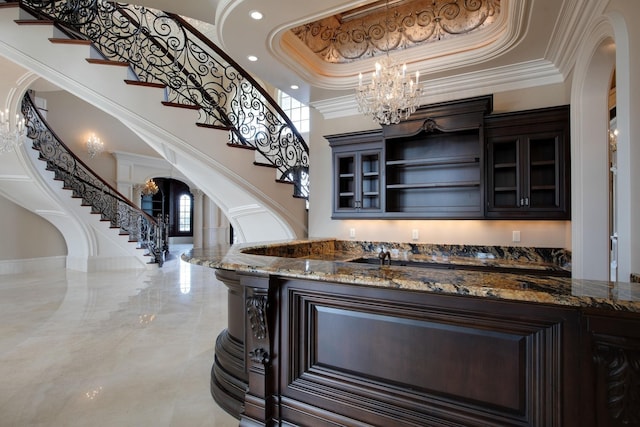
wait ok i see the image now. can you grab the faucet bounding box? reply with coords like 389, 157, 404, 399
378, 248, 391, 266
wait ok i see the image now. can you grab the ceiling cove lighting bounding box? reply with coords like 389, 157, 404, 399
355, 0, 421, 125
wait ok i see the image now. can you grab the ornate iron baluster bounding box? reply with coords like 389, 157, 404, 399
20, 92, 166, 266
19, 0, 310, 198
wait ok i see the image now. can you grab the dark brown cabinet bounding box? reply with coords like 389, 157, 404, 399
327, 98, 570, 220
327, 96, 492, 219
327, 130, 383, 218
485, 105, 570, 219
212, 270, 640, 427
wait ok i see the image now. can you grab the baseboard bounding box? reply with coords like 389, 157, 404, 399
0, 256, 67, 276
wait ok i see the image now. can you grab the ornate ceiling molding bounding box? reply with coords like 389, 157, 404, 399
291, 0, 501, 64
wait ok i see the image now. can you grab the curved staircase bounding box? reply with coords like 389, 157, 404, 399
0, 1, 308, 249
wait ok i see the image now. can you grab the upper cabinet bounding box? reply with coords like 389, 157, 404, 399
383, 96, 492, 218
326, 130, 384, 218
326, 97, 570, 220
485, 106, 570, 219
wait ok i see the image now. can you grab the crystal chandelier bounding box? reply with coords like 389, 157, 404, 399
0, 108, 26, 154
86, 133, 104, 158
355, 1, 421, 125
141, 179, 159, 196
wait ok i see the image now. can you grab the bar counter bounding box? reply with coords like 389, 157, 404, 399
183, 238, 640, 313
183, 239, 640, 427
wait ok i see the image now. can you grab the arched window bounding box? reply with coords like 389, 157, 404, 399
178, 194, 192, 233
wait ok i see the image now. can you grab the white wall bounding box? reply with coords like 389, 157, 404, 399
309, 85, 573, 249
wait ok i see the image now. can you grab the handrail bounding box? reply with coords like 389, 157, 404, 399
18, 0, 310, 198
20, 91, 167, 266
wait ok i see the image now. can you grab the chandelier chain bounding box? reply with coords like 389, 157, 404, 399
355, 0, 421, 125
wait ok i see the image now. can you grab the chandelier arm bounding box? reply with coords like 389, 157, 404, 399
355, 0, 421, 125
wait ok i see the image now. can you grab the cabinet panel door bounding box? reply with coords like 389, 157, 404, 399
332, 149, 383, 216
487, 136, 520, 211
335, 153, 356, 210
485, 105, 570, 219
359, 151, 381, 211
526, 134, 561, 210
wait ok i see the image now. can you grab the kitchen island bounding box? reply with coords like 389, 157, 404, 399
184, 239, 640, 427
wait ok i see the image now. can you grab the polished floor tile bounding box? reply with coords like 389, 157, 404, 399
0, 246, 238, 427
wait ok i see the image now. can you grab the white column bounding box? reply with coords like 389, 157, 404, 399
203, 196, 229, 246
132, 184, 143, 208
192, 189, 204, 249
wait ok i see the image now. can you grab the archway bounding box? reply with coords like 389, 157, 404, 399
571, 13, 631, 280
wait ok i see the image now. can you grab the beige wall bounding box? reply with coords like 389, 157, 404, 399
308, 83, 573, 249
0, 195, 67, 260
39, 90, 159, 188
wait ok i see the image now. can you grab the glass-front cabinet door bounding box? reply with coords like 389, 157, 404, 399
327, 130, 384, 218
485, 105, 569, 219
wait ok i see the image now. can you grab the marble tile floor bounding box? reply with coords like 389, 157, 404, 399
0, 245, 238, 427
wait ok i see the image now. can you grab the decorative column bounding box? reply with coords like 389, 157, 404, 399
203, 195, 213, 248
132, 184, 143, 209
192, 189, 204, 249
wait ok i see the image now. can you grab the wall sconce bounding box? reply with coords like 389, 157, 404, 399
0, 108, 26, 155
86, 133, 104, 158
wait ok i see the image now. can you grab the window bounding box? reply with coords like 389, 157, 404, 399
278, 91, 309, 134
178, 194, 191, 232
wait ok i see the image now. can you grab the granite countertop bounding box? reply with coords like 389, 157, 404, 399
182, 239, 640, 313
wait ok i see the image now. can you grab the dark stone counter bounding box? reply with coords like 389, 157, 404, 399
183, 238, 640, 312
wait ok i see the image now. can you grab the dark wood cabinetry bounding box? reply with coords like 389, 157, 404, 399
327, 130, 383, 218
583, 311, 640, 427
327, 98, 570, 220
383, 96, 491, 218
211, 270, 640, 427
485, 105, 570, 219
327, 96, 492, 219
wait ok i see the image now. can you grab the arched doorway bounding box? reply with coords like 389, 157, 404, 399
571, 12, 632, 280
141, 177, 193, 245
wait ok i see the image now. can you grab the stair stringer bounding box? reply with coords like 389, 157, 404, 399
0, 6, 308, 243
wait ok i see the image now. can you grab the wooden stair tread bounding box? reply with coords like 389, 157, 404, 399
253, 161, 277, 168
161, 101, 200, 110
14, 19, 54, 25
196, 122, 232, 131
124, 79, 166, 89
226, 143, 256, 151
49, 38, 91, 45
86, 58, 129, 67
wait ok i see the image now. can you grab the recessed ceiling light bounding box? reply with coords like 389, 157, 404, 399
247, 55, 258, 62
290, 85, 299, 90
250, 10, 263, 20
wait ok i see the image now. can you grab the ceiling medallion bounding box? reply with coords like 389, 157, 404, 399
291, 0, 501, 64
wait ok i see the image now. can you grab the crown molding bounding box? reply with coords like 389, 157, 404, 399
545, 0, 608, 79
311, 58, 563, 119
273, 0, 529, 91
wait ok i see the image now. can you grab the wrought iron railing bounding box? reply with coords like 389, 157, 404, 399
20, 91, 167, 266
18, 0, 310, 198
